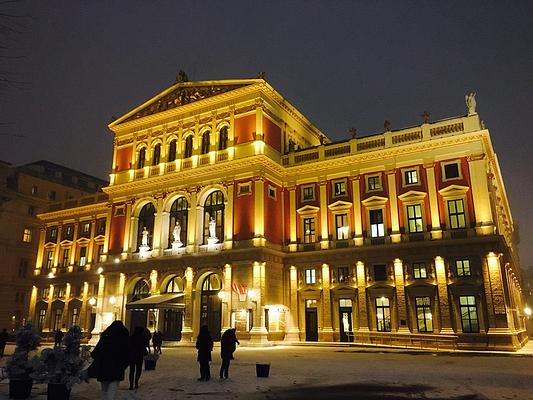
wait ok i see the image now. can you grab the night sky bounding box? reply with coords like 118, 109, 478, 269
2, 1, 532, 265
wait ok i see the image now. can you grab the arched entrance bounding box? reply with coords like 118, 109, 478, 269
129, 279, 150, 330
200, 273, 222, 340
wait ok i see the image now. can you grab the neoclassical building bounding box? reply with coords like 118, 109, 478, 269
29, 76, 527, 350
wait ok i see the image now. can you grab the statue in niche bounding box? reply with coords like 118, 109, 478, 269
141, 227, 149, 247
172, 221, 182, 243
465, 92, 477, 115
208, 217, 217, 239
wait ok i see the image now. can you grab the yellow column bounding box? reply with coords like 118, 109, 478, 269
255, 99, 264, 141
250, 261, 268, 344
28, 286, 38, 323
89, 274, 106, 345
44, 284, 54, 332
483, 252, 511, 332
117, 273, 126, 321
424, 162, 442, 239
150, 269, 158, 294
321, 264, 334, 341
61, 283, 71, 328
228, 106, 235, 160
102, 206, 113, 261
224, 181, 234, 249
468, 155, 495, 235
356, 261, 369, 335
386, 170, 401, 243
187, 191, 197, 252
319, 181, 329, 249
286, 266, 300, 341
35, 227, 46, 274
435, 256, 453, 334
181, 267, 193, 342
69, 221, 79, 266
79, 282, 89, 332
351, 175, 363, 246
152, 195, 165, 254
289, 186, 297, 251
52, 225, 63, 267
394, 259, 409, 333
222, 264, 232, 332
253, 177, 265, 245
86, 218, 97, 265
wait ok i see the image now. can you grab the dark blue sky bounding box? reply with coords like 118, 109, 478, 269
2, 1, 532, 265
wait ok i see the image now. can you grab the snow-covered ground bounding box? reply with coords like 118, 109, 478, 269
1, 344, 533, 399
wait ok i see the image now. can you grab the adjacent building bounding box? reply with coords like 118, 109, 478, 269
29, 77, 527, 350
0, 160, 106, 332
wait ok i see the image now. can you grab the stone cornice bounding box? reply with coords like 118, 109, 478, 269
37, 202, 108, 222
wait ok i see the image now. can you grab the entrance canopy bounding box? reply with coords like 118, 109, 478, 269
126, 293, 185, 310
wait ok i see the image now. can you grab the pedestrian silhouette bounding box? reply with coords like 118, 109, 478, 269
0, 328, 8, 357
91, 320, 130, 400
220, 328, 239, 379
196, 325, 213, 381
144, 328, 152, 353
128, 326, 148, 390
152, 330, 162, 354
53, 328, 64, 348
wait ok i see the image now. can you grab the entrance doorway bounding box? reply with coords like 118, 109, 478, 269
339, 299, 354, 342
163, 310, 182, 340
200, 273, 222, 341
305, 299, 318, 341
130, 309, 148, 330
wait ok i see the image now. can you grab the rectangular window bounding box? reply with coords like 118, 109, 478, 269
448, 199, 466, 229
53, 309, 63, 331
237, 182, 252, 196
47, 190, 56, 201
335, 213, 349, 240
376, 297, 391, 332
61, 248, 70, 268
22, 228, 32, 243
82, 222, 91, 234
303, 217, 316, 243
415, 297, 433, 332
367, 175, 381, 191
37, 309, 46, 330
456, 259, 471, 277
459, 295, 479, 333
45, 250, 54, 270
333, 181, 347, 197
405, 170, 418, 185
96, 244, 104, 262
302, 186, 315, 201
79, 247, 87, 267
373, 264, 387, 281
444, 163, 460, 180
18, 259, 28, 278
31, 185, 38, 195
268, 186, 277, 200
97, 219, 106, 235
28, 206, 35, 216
64, 225, 74, 240
337, 266, 350, 283
41, 287, 50, 299
71, 308, 80, 327
369, 209, 384, 238
49, 227, 58, 241
412, 262, 427, 279
305, 268, 316, 284
406, 204, 424, 233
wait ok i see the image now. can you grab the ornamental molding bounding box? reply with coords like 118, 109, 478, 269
38, 202, 108, 222
438, 184, 469, 198
327, 200, 353, 211
361, 195, 388, 207
398, 190, 427, 202
296, 205, 320, 215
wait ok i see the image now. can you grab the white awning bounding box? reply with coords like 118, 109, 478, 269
126, 293, 185, 310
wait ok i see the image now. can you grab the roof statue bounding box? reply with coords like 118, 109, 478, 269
349, 127, 357, 139
465, 92, 477, 115
384, 120, 392, 132
256, 71, 266, 79
175, 70, 189, 84
421, 111, 430, 124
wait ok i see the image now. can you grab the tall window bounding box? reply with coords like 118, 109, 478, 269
81, 222, 91, 235
53, 308, 63, 331
22, 228, 32, 243
61, 248, 70, 268
131, 280, 150, 302
219, 126, 228, 150
96, 244, 104, 262
168, 197, 188, 247
337, 266, 350, 283
412, 262, 427, 279
71, 308, 79, 327
444, 163, 460, 180
152, 143, 161, 165
37, 309, 46, 331
448, 199, 466, 229
167, 139, 177, 162
78, 247, 87, 267
302, 186, 314, 201
184, 136, 193, 158
415, 297, 433, 332
456, 259, 471, 277
406, 204, 423, 233
369, 209, 384, 237
376, 297, 391, 332
137, 147, 146, 169
459, 295, 479, 333
137, 203, 156, 250
335, 213, 349, 240
18, 259, 28, 278
166, 276, 183, 293
201, 131, 210, 154
303, 217, 316, 243
305, 268, 316, 284
373, 264, 387, 281
203, 190, 225, 244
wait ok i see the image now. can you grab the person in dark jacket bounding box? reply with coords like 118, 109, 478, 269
128, 326, 148, 390
143, 328, 152, 353
219, 328, 239, 379
53, 329, 64, 348
91, 320, 130, 400
195, 325, 213, 381
0, 328, 8, 357
152, 330, 162, 354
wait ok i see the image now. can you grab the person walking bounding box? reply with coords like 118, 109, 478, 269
152, 330, 162, 355
91, 320, 130, 400
128, 326, 148, 390
143, 328, 152, 353
219, 328, 239, 379
53, 328, 64, 348
195, 325, 213, 381
0, 328, 8, 357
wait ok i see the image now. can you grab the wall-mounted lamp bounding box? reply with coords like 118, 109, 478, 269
109, 296, 117, 305
88, 297, 97, 306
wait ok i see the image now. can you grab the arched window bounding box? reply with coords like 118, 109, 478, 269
167, 139, 177, 162
137, 203, 156, 250
137, 147, 146, 169
203, 190, 224, 244
166, 276, 183, 293
152, 143, 161, 166
201, 131, 210, 154
131, 279, 150, 301
168, 197, 188, 248
218, 127, 228, 150
202, 273, 221, 292
184, 136, 193, 158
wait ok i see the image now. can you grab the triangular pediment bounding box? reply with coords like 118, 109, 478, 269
398, 190, 427, 202
361, 195, 388, 207
112, 79, 259, 126
296, 205, 320, 215
438, 184, 469, 197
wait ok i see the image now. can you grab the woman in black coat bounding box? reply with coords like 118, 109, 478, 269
128, 326, 148, 390
195, 325, 213, 381
220, 328, 239, 379
91, 320, 130, 400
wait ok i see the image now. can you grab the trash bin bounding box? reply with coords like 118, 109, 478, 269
256, 363, 270, 378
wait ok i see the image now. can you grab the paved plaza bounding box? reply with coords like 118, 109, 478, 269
1, 345, 533, 399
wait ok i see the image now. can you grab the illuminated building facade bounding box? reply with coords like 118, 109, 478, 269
29, 77, 527, 350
